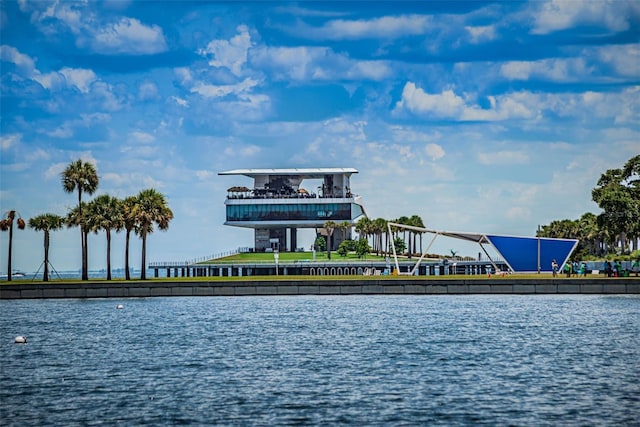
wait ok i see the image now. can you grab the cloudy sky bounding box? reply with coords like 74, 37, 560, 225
1, 1, 639, 272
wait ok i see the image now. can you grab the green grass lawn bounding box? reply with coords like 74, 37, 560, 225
204, 251, 388, 263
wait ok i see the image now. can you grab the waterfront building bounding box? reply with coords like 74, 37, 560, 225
219, 168, 367, 252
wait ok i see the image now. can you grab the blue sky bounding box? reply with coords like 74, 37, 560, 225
1, 1, 639, 272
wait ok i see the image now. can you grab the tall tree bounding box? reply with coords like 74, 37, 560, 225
338, 221, 352, 244
28, 214, 65, 282
61, 159, 99, 280
0, 210, 25, 281
355, 217, 372, 243
592, 155, 640, 254
323, 220, 337, 260
135, 189, 173, 280
408, 214, 425, 256
372, 218, 388, 256
87, 195, 124, 280
122, 196, 139, 280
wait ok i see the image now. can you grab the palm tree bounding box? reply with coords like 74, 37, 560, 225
87, 195, 124, 280
338, 221, 352, 243
135, 189, 173, 280
323, 220, 337, 260
122, 196, 139, 280
395, 216, 410, 256
355, 217, 372, 242
0, 210, 25, 281
61, 160, 99, 280
409, 214, 425, 256
66, 203, 90, 267
28, 214, 65, 282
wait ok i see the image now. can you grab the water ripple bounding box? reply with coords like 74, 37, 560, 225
1, 295, 639, 426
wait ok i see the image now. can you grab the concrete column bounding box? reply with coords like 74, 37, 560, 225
290, 228, 297, 251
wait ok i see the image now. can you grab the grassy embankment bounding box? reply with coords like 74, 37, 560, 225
206, 251, 387, 263
3, 252, 635, 284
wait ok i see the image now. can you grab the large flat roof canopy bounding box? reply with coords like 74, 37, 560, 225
219, 168, 358, 179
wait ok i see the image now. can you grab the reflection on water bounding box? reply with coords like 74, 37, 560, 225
1, 295, 639, 426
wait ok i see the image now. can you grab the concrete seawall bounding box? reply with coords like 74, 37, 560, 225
1, 278, 639, 299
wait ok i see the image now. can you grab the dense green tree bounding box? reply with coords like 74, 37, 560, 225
61, 159, 99, 280
135, 189, 173, 280
0, 210, 25, 281
392, 236, 406, 256
314, 236, 326, 252
87, 195, 124, 280
356, 238, 371, 259
592, 155, 640, 253
28, 213, 65, 281
337, 240, 350, 257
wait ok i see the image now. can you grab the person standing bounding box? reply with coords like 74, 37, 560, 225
552, 259, 558, 277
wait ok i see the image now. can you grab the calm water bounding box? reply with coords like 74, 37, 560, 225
1, 295, 639, 426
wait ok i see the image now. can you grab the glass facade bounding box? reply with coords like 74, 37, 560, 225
226, 202, 356, 222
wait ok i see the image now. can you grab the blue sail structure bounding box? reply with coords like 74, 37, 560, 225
387, 222, 580, 274
486, 235, 579, 273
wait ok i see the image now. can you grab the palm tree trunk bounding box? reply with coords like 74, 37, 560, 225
43, 231, 50, 282
82, 230, 89, 280
106, 230, 112, 281
141, 231, 147, 280
125, 229, 131, 280
7, 219, 13, 282
78, 190, 88, 281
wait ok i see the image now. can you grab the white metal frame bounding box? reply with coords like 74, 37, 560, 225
387, 222, 501, 275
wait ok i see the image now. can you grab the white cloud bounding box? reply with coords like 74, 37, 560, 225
595, 44, 640, 77
425, 143, 445, 161
500, 58, 590, 82
59, 67, 97, 93
195, 170, 213, 180
395, 83, 466, 117
172, 96, 189, 107
18, 2, 167, 55
88, 17, 167, 55
199, 25, 251, 76
138, 81, 160, 101
174, 67, 192, 85
477, 150, 529, 165
129, 131, 155, 144
46, 113, 111, 139
191, 77, 259, 98
44, 162, 69, 180
223, 145, 261, 157
394, 82, 539, 121
531, 0, 634, 34
307, 14, 431, 40
1, 133, 21, 150
465, 25, 496, 43
505, 206, 531, 221
250, 46, 391, 82
0, 44, 37, 74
